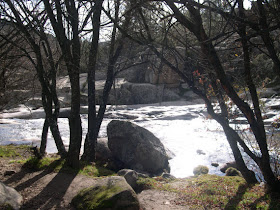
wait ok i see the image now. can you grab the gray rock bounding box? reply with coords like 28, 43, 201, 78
71, 176, 140, 210
107, 120, 170, 176
211, 163, 219, 167
258, 88, 278, 98
196, 149, 206, 155
130, 83, 163, 104
220, 161, 237, 173
0, 182, 23, 210
162, 89, 181, 101
161, 173, 176, 180
96, 138, 113, 162
117, 169, 139, 191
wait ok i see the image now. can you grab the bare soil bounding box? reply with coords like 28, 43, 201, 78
0, 148, 188, 210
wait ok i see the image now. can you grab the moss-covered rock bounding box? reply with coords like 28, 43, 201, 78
193, 165, 209, 175
225, 167, 242, 177
71, 176, 140, 210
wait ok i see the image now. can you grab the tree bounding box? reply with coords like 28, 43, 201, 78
1, 0, 67, 157
107, 0, 280, 191
82, 0, 134, 161
161, 0, 280, 190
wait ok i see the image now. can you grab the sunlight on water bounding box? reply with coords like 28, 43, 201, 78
0, 104, 236, 178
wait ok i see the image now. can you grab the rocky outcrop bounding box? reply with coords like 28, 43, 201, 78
71, 176, 140, 210
107, 120, 170, 176
0, 182, 23, 210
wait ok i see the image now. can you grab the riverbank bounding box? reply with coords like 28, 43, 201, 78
1, 145, 279, 209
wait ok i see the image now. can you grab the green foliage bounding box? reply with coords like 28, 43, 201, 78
193, 165, 209, 175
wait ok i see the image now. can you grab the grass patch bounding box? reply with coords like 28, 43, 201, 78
137, 174, 280, 209
22, 157, 116, 177
0, 144, 30, 158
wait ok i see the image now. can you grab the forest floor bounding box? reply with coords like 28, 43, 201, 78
0, 145, 280, 210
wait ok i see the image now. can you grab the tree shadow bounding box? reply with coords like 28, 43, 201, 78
249, 192, 280, 209
4, 158, 64, 190
224, 183, 250, 209
20, 161, 81, 210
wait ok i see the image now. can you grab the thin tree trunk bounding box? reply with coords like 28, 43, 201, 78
40, 118, 49, 156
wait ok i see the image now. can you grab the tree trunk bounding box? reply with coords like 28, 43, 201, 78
40, 119, 49, 156
221, 124, 258, 184
67, 71, 82, 168
82, 0, 104, 162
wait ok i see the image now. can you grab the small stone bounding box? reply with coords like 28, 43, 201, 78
196, 149, 206, 155
161, 173, 176, 180
211, 163, 219, 167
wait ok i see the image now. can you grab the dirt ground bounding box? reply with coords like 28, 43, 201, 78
0, 150, 188, 210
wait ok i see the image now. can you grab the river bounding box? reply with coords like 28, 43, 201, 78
1, 100, 279, 178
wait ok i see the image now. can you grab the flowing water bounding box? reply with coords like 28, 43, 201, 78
1, 100, 279, 178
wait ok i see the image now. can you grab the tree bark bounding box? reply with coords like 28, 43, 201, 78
40, 119, 49, 156
82, 0, 104, 162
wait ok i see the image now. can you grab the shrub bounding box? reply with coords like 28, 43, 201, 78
193, 165, 209, 175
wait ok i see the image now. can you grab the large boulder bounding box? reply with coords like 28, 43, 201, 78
71, 176, 140, 210
107, 120, 170, 176
0, 182, 23, 210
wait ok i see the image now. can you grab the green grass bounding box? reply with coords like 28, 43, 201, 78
0, 144, 30, 158
138, 174, 280, 209
22, 157, 116, 177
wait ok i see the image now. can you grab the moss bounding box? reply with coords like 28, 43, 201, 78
22, 156, 63, 171
225, 167, 242, 177
193, 165, 209, 175
72, 185, 123, 209
0, 144, 30, 158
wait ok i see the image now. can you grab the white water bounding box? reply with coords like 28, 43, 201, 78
0, 102, 239, 178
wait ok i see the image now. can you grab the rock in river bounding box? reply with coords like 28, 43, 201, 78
107, 120, 170, 176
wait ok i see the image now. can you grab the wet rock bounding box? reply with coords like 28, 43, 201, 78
211, 163, 219, 167
107, 120, 170, 176
0, 182, 23, 210
196, 149, 206, 155
220, 161, 237, 173
71, 176, 140, 210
